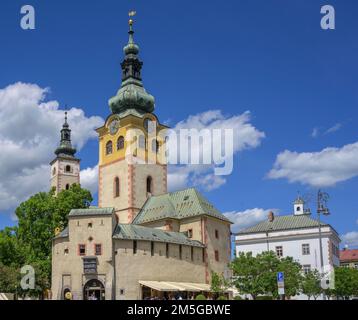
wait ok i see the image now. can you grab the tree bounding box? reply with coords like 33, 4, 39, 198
301, 270, 322, 300
231, 251, 302, 300
231, 252, 265, 300
210, 272, 230, 299
0, 184, 92, 298
334, 267, 358, 299
0, 262, 19, 294
275, 256, 302, 299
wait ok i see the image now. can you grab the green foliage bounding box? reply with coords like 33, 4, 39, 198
231, 251, 302, 300
301, 270, 322, 300
217, 296, 227, 300
234, 296, 243, 300
0, 184, 92, 297
0, 262, 20, 294
256, 295, 273, 300
195, 294, 207, 300
210, 271, 230, 297
333, 267, 358, 298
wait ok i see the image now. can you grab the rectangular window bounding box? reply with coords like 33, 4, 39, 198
202, 248, 205, 263
302, 244, 310, 255
166, 243, 169, 258
303, 265, 311, 274
215, 230, 219, 239
276, 246, 283, 257
78, 244, 86, 256
191, 247, 194, 261
179, 245, 182, 260
187, 229, 193, 238
95, 244, 102, 256
215, 250, 219, 262
133, 240, 137, 254
151, 241, 154, 256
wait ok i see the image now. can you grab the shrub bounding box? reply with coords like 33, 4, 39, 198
217, 296, 226, 300
234, 296, 242, 300
195, 294, 207, 300
256, 296, 273, 300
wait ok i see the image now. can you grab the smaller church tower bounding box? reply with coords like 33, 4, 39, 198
50, 112, 80, 195
293, 196, 311, 215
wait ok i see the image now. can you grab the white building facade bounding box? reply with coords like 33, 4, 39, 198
235, 198, 341, 299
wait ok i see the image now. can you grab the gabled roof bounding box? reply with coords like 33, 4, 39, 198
340, 249, 358, 262
68, 207, 114, 217
113, 224, 205, 248
236, 215, 328, 235
132, 188, 231, 225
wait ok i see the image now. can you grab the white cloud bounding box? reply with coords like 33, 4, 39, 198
325, 123, 342, 135
311, 123, 342, 138
0, 82, 103, 212
268, 142, 358, 187
224, 208, 278, 233
311, 127, 319, 138
167, 110, 265, 192
80, 165, 98, 196
341, 231, 358, 248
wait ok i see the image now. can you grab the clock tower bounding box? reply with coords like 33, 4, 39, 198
50, 112, 80, 195
96, 16, 168, 223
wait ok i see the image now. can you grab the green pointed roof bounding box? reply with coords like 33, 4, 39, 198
133, 188, 232, 225
109, 17, 155, 115
54, 112, 77, 158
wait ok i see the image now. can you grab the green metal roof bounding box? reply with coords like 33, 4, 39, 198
132, 188, 231, 225
113, 224, 205, 247
237, 215, 328, 235
68, 207, 114, 217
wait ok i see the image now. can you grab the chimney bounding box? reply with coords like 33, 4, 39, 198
268, 211, 275, 222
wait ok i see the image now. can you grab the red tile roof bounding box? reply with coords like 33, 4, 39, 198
340, 249, 358, 262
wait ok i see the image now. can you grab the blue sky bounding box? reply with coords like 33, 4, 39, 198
0, 0, 357, 247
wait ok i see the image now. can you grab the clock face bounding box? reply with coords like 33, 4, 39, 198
109, 119, 120, 135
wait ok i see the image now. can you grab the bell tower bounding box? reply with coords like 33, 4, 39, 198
50, 112, 80, 195
97, 13, 167, 223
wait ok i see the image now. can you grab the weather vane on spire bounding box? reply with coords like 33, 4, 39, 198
128, 10, 136, 26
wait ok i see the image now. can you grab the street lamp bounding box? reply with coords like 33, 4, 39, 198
317, 190, 330, 300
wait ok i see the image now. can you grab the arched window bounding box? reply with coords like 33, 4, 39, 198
66, 184, 70, 190
138, 135, 146, 149
114, 177, 120, 198
106, 141, 113, 155
52, 167, 56, 176
65, 165, 71, 173
117, 136, 125, 150
146, 176, 153, 194
152, 139, 159, 153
